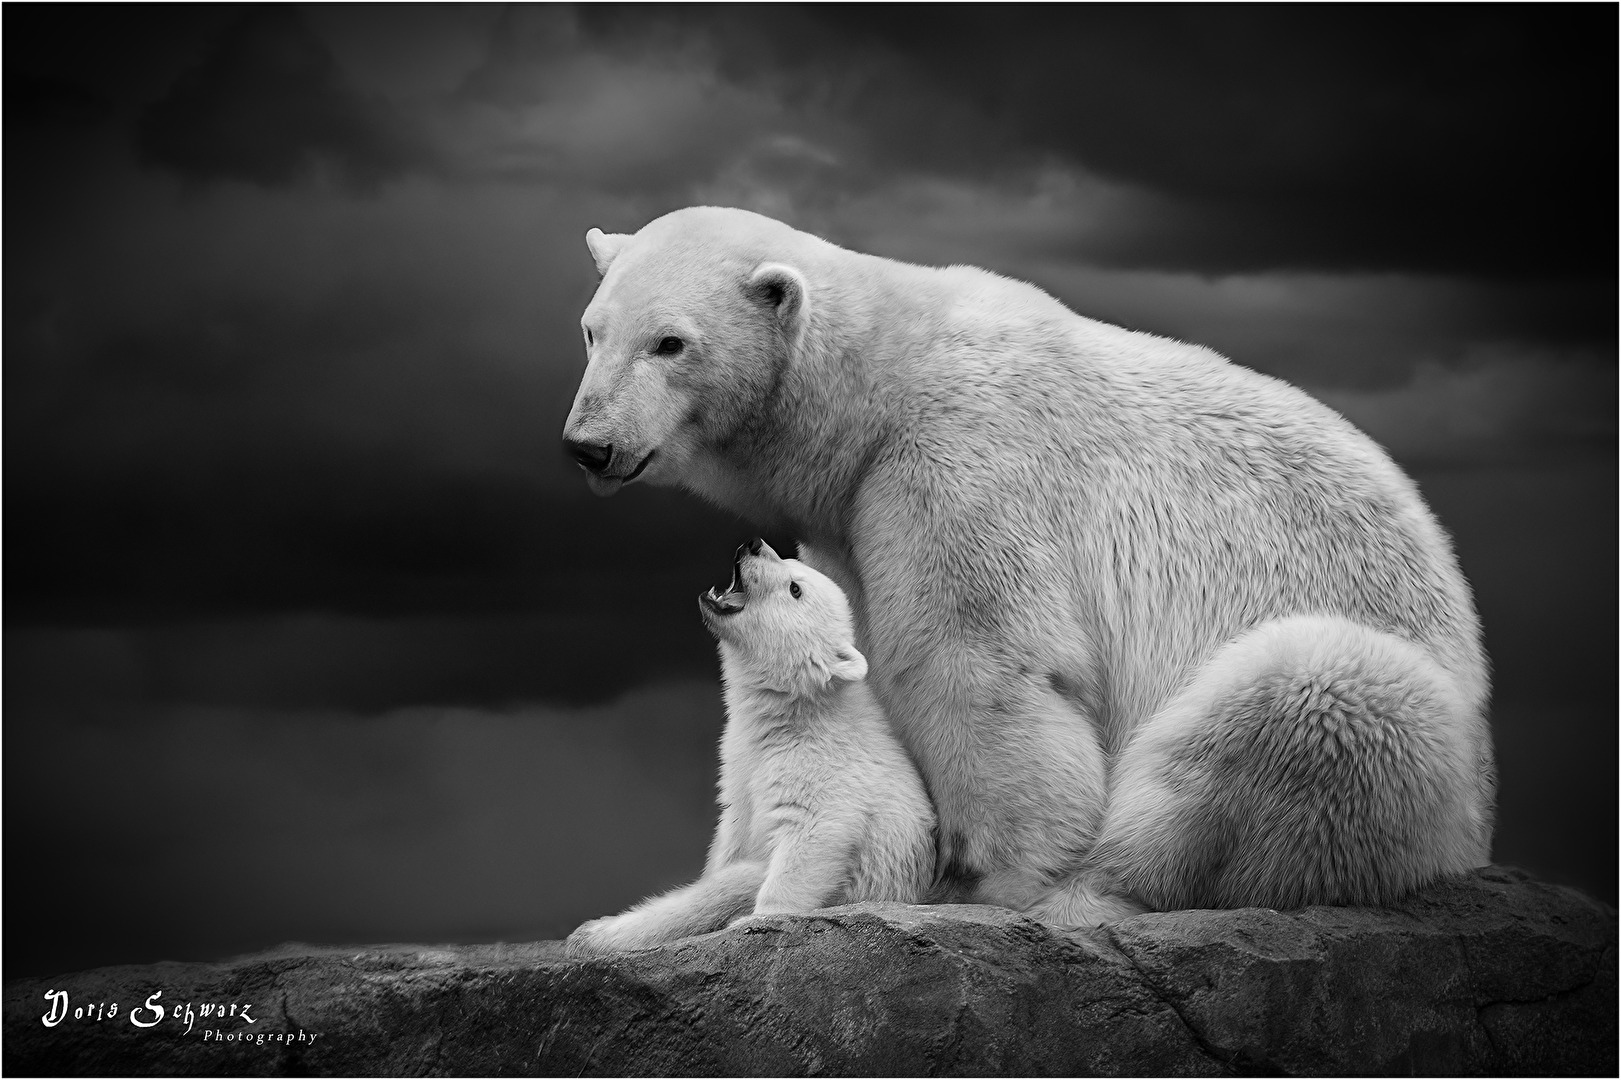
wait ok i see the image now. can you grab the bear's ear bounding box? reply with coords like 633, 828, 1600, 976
585, 228, 630, 276
748, 262, 808, 328
827, 645, 868, 684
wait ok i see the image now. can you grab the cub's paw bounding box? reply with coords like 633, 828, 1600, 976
1024, 877, 1147, 929
564, 911, 678, 957
727, 908, 808, 934
564, 915, 628, 958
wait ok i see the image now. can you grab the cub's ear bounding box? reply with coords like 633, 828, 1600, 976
827, 645, 868, 684
585, 228, 630, 276
748, 262, 808, 328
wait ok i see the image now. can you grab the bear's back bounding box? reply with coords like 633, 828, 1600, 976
839, 258, 1486, 732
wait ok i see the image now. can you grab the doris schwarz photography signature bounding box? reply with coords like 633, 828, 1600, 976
40, 989, 322, 1046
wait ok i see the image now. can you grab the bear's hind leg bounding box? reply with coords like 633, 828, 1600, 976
1093, 615, 1492, 912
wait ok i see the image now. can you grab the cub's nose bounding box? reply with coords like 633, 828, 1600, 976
564, 438, 612, 474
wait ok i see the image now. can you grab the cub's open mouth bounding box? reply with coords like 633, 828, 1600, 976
699, 551, 747, 616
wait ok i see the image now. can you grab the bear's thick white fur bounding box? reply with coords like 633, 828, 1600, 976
565, 540, 935, 955
563, 207, 1495, 926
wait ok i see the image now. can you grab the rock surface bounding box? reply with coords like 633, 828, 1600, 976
5, 866, 1614, 1077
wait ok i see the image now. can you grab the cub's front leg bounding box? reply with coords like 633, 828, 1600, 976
743, 821, 854, 919
565, 861, 766, 957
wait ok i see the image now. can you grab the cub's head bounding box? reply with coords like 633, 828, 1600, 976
699, 538, 867, 697
561, 207, 811, 499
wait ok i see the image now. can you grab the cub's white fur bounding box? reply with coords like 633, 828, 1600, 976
565, 540, 935, 955
562, 207, 1495, 926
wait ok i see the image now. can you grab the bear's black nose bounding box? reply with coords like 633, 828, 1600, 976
564, 438, 613, 474
747, 537, 764, 555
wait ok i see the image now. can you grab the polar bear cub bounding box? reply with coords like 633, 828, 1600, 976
565, 538, 936, 955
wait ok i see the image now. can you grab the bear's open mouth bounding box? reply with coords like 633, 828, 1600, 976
699, 552, 747, 616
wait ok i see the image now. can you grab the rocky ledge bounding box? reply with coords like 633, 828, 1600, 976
5, 866, 1614, 1077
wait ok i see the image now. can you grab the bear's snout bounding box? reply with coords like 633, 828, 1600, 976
564, 437, 613, 474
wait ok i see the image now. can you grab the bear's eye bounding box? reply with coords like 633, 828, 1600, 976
585, 328, 594, 346
654, 336, 684, 355
789, 581, 802, 599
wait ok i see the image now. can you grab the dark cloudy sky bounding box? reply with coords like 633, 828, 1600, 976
6, 4, 1615, 978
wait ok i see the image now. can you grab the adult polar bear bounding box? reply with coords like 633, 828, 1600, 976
562, 206, 1494, 927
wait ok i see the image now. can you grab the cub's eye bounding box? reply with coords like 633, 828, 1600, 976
789, 581, 802, 599
654, 336, 684, 355
585, 328, 594, 346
